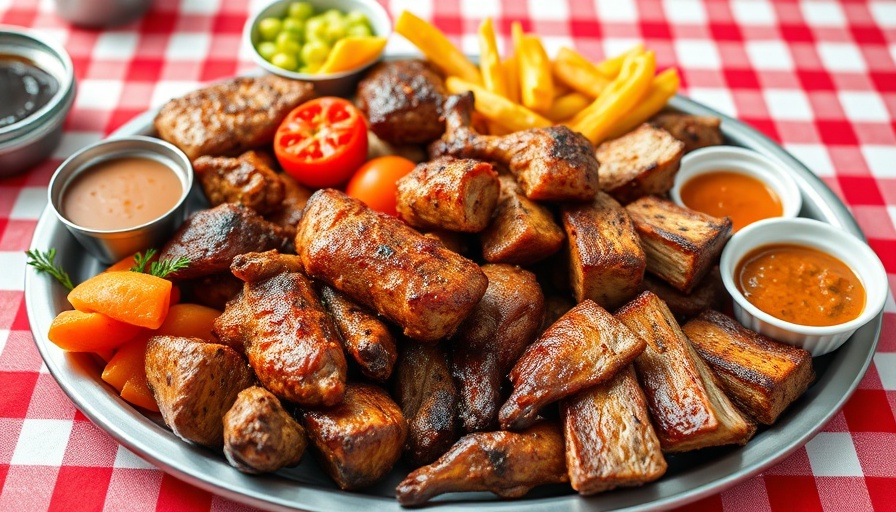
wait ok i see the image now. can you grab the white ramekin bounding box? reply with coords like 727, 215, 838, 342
720, 217, 888, 356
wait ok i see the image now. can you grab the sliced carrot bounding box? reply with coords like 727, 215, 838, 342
101, 333, 150, 392
105, 251, 158, 273
155, 303, 221, 341
94, 349, 114, 363
121, 375, 159, 412
48, 309, 142, 352
68, 271, 172, 329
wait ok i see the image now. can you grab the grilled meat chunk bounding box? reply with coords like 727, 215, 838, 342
145, 335, 255, 448
356, 59, 447, 145
296, 189, 488, 342
451, 264, 544, 432
193, 150, 285, 215
626, 196, 732, 293
432, 92, 599, 202
180, 271, 243, 311
223, 386, 307, 474
159, 203, 292, 280
595, 124, 685, 204
616, 292, 756, 452
395, 421, 568, 506
321, 285, 397, 382
480, 175, 565, 265
683, 310, 814, 425
303, 383, 407, 490
562, 191, 646, 310
396, 157, 500, 233
394, 341, 460, 467
639, 266, 727, 322
651, 113, 723, 154
264, 172, 313, 234
154, 76, 315, 160
214, 251, 347, 406
499, 299, 646, 430
561, 366, 666, 495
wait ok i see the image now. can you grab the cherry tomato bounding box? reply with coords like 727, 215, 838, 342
274, 97, 368, 188
345, 156, 416, 216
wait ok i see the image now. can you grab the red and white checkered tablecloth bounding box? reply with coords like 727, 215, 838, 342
1, 0, 895, 510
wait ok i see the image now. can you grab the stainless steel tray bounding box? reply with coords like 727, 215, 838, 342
25, 94, 881, 511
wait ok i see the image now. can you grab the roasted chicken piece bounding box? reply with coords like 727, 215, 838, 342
320, 285, 397, 382
303, 383, 407, 490
651, 113, 723, 154
145, 335, 255, 448
193, 150, 285, 215
154, 75, 315, 160
396, 157, 500, 233
595, 124, 685, 204
480, 175, 565, 265
214, 251, 347, 406
223, 386, 307, 474
499, 299, 646, 430
356, 59, 446, 145
451, 264, 544, 432
394, 341, 460, 467
159, 203, 292, 280
431, 92, 599, 202
264, 172, 313, 233
296, 189, 488, 342
395, 421, 568, 506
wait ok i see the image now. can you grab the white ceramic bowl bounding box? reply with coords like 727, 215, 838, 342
720, 217, 888, 356
670, 145, 802, 228
243, 0, 391, 96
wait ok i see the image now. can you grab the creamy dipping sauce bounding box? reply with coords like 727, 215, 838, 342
62, 156, 183, 231
735, 243, 865, 327
680, 171, 782, 232
0, 54, 58, 129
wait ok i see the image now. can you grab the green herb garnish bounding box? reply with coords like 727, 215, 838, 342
130, 249, 190, 279
25, 248, 74, 291
130, 248, 158, 274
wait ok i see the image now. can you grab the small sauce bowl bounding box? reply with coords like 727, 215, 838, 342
670, 146, 802, 231
720, 217, 888, 356
48, 136, 193, 264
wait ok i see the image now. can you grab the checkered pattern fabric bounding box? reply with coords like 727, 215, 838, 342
1, 0, 894, 510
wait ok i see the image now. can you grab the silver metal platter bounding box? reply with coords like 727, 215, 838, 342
25, 93, 881, 512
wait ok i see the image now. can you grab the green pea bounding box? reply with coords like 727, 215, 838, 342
257, 17, 283, 41
345, 11, 370, 28
276, 36, 301, 56
282, 17, 304, 41
325, 19, 347, 42
271, 52, 298, 71
321, 9, 344, 23
346, 24, 372, 38
301, 39, 331, 65
256, 41, 277, 61
305, 16, 328, 42
288, 2, 315, 21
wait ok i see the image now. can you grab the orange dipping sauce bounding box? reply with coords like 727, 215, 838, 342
735, 244, 865, 327
680, 171, 782, 231
63, 157, 183, 231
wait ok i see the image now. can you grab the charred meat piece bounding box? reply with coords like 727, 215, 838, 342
499, 299, 646, 430
639, 266, 727, 322
396, 157, 500, 233
214, 251, 347, 406
562, 366, 666, 495
394, 341, 460, 467
626, 196, 732, 293
356, 59, 447, 145
651, 113, 723, 154
303, 383, 407, 490
395, 421, 568, 506
562, 191, 646, 311
616, 292, 756, 452
451, 264, 544, 433
431, 92, 599, 202
154, 76, 315, 160
180, 271, 243, 311
480, 175, 565, 265
683, 310, 814, 425
541, 294, 575, 333
145, 335, 255, 448
595, 124, 685, 204
296, 189, 488, 342
193, 150, 285, 215
320, 285, 397, 382
423, 229, 471, 255
159, 203, 292, 280
264, 172, 313, 233
223, 386, 307, 474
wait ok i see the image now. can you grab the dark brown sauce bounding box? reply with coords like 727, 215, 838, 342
0, 54, 58, 129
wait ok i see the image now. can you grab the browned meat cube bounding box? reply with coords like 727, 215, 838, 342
223, 386, 307, 474
651, 113, 723, 153
595, 123, 685, 204
639, 266, 728, 322
180, 271, 242, 311
683, 310, 815, 425
626, 196, 732, 293
193, 150, 285, 215
154, 76, 315, 160
264, 172, 313, 234
396, 158, 500, 233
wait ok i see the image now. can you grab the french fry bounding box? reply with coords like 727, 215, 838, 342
517, 34, 553, 112
503, 56, 520, 103
395, 10, 481, 84
446, 76, 552, 132
478, 17, 508, 98
604, 68, 680, 140
545, 91, 593, 122
552, 46, 611, 98
568, 51, 656, 144
595, 43, 645, 77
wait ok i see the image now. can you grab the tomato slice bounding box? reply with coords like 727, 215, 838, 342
274, 97, 368, 188
346, 156, 417, 216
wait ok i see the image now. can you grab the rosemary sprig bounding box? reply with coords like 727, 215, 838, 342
149, 256, 190, 279
25, 248, 74, 291
130, 248, 158, 273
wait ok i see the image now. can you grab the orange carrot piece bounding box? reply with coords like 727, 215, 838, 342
121, 375, 159, 412
68, 271, 172, 329
101, 333, 150, 393
48, 309, 142, 352
155, 303, 222, 341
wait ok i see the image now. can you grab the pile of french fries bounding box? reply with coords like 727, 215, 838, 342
395, 11, 680, 145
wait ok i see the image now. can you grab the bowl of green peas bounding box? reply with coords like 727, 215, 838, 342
244, 0, 391, 96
